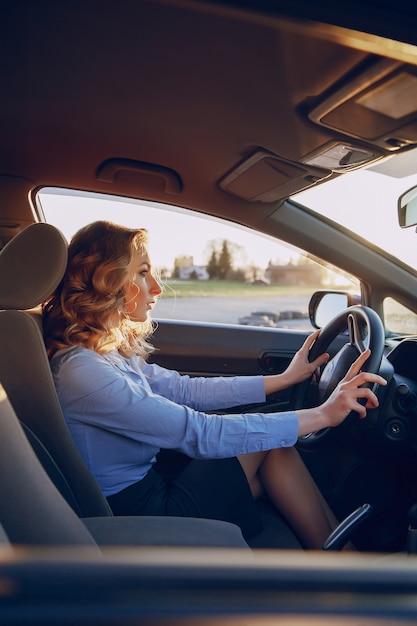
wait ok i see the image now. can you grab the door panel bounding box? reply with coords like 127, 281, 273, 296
151, 319, 309, 376
151, 319, 308, 412
151, 318, 348, 375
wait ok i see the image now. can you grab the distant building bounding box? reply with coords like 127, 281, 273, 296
175, 255, 194, 268
174, 255, 209, 280
265, 263, 322, 285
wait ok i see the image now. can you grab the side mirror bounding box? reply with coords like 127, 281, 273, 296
309, 290, 361, 329
398, 185, 417, 228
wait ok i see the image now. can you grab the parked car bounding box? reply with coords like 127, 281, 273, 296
3, 0, 417, 623
239, 313, 276, 327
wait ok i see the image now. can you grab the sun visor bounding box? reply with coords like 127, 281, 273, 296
218, 149, 332, 203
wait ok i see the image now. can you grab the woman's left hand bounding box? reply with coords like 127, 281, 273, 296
284, 330, 329, 386
264, 330, 329, 395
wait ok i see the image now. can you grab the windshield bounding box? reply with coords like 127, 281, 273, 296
293, 151, 417, 273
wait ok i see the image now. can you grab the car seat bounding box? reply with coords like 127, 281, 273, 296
0, 380, 247, 547
0, 382, 101, 547
0, 223, 248, 548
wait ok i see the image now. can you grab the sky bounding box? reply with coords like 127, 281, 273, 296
39, 190, 297, 271
296, 166, 417, 272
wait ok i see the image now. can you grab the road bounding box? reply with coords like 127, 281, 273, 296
154, 295, 313, 329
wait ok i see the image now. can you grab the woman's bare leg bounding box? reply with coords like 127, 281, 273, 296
238, 447, 340, 550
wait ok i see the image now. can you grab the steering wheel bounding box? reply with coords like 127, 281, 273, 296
292, 305, 385, 447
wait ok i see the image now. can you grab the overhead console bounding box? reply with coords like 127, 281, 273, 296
219, 56, 417, 205
307, 57, 417, 153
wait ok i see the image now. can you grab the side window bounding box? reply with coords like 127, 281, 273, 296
384, 297, 417, 335
38, 188, 359, 329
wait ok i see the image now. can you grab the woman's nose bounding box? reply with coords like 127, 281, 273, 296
151, 276, 162, 295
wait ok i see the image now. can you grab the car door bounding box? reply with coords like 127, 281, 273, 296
151, 320, 309, 412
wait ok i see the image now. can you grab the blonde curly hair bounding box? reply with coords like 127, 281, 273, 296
43, 220, 156, 359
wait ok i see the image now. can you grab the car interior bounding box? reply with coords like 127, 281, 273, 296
3, 0, 417, 623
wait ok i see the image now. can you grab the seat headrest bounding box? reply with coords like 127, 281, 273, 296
0, 223, 68, 310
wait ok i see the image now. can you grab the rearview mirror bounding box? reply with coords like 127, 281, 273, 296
309, 290, 361, 329
398, 185, 417, 228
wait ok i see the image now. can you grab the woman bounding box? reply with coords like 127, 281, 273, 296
43, 221, 386, 549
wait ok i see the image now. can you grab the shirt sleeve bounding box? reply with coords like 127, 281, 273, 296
52, 348, 299, 460
141, 360, 266, 410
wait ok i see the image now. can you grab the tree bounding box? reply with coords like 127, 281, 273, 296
218, 240, 232, 280
227, 268, 246, 281
206, 250, 218, 279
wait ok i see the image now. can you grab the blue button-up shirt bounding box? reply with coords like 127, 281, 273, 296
51, 346, 298, 496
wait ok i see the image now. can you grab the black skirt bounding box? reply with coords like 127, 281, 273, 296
106, 455, 262, 541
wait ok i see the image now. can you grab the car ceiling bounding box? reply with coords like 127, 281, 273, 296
1, 0, 417, 245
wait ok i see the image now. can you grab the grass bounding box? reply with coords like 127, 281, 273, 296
162, 280, 323, 298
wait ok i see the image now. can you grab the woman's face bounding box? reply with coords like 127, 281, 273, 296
124, 247, 161, 322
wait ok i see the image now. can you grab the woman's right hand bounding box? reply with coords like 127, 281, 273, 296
296, 349, 387, 438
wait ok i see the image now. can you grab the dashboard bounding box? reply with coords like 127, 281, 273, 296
382, 339, 417, 446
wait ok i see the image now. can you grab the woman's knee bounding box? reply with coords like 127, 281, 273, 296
237, 450, 268, 495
